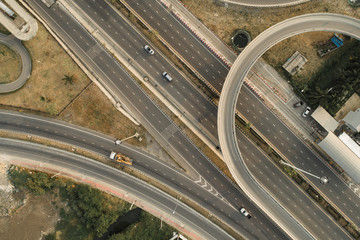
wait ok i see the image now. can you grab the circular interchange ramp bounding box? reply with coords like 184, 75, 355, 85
220, 0, 310, 8
218, 13, 360, 239
0, 33, 31, 93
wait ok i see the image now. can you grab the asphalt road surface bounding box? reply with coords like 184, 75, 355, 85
0, 109, 275, 239
0, 33, 31, 93
21, 1, 289, 238
218, 13, 360, 239
69, 1, 353, 239
120, 1, 360, 231
25, 1, 355, 239
0, 137, 233, 240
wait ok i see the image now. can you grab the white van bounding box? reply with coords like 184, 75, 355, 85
162, 72, 172, 82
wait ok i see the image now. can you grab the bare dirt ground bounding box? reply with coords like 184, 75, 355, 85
0, 193, 59, 240
0, 44, 21, 84
0, 162, 59, 240
334, 93, 360, 120
0, 163, 20, 217
181, 0, 359, 83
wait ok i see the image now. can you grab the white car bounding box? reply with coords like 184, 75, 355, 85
144, 45, 154, 55
240, 207, 251, 219
302, 106, 311, 117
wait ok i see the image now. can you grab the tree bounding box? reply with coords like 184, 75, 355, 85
66, 184, 119, 237
62, 74, 74, 85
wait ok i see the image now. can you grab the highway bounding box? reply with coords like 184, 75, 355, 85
0, 137, 233, 240
74, 0, 360, 237
22, 1, 287, 239
118, 0, 360, 231
0, 109, 276, 239
218, 13, 360, 239
0, 0, 38, 40
23, 0, 355, 239
61, 0, 356, 238
0, 33, 31, 93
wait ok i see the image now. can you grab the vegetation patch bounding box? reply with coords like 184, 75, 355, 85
108, 211, 175, 240
8, 166, 176, 240
302, 40, 360, 115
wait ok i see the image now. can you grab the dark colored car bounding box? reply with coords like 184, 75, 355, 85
293, 101, 304, 108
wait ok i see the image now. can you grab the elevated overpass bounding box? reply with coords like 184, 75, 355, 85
219, 0, 309, 7
218, 13, 360, 239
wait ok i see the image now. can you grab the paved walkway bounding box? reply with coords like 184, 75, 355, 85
0, 33, 31, 93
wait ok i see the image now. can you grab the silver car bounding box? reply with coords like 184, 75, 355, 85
144, 45, 154, 55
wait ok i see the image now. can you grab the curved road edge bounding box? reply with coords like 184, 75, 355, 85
0, 109, 257, 239
218, 13, 360, 239
0, 137, 234, 240
0, 33, 31, 93
219, 0, 309, 8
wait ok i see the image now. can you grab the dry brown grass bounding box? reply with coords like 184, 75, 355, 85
182, 0, 359, 82
57, 84, 147, 148
0, 43, 21, 83
0, 23, 90, 115
0, 21, 147, 148
0, 17, 175, 163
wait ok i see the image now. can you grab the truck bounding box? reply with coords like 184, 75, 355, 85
109, 151, 133, 165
